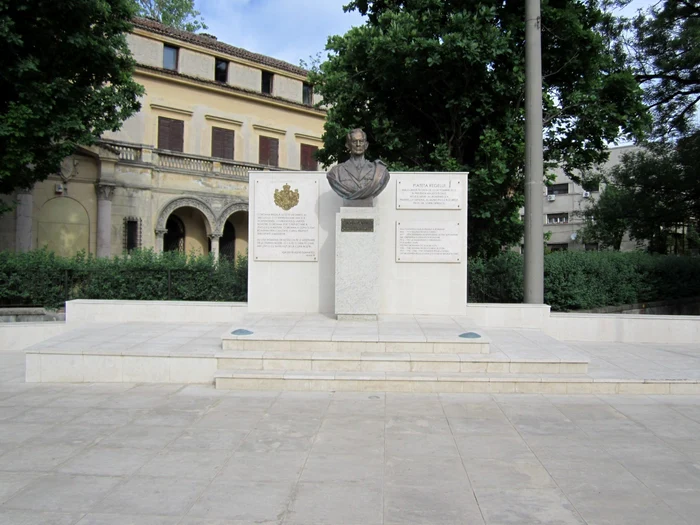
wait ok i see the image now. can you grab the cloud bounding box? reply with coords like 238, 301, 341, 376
197, 0, 365, 66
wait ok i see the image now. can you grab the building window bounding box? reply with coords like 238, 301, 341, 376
548, 243, 568, 252
547, 213, 569, 224
585, 243, 599, 251
303, 82, 313, 105
212, 127, 234, 159
123, 217, 141, 252
547, 183, 569, 195
163, 45, 178, 71
157, 117, 184, 152
259, 136, 279, 167
261, 71, 273, 94
300, 144, 318, 171
215, 58, 228, 83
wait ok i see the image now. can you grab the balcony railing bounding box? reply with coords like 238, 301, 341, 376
99, 139, 287, 180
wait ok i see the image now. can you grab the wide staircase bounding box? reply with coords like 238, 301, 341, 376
214, 325, 593, 393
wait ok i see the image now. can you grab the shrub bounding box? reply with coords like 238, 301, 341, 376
468, 250, 700, 311
0, 248, 248, 309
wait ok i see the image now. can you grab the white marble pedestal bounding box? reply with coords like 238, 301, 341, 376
335, 206, 379, 320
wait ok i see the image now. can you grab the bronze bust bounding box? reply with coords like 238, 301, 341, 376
327, 129, 390, 200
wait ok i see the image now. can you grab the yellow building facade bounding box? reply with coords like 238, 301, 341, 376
2, 17, 326, 260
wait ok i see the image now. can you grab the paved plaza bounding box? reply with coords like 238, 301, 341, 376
2, 343, 700, 525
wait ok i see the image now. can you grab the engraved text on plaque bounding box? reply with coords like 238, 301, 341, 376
396, 221, 462, 263
396, 179, 462, 209
254, 180, 319, 261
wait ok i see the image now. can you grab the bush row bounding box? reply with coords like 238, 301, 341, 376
3, 249, 698, 312
0, 249, 247, 309
468, 251, 700, 311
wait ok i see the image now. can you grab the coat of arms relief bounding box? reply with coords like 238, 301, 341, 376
274, 183, 300, 211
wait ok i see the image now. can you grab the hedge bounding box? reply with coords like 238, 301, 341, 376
0, 249, 247, 309
468, 251, 700, 311
3, 249, 699, 312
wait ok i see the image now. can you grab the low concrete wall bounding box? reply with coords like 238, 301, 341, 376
0, 322, 72, 352
66, 300, 248, 324
0, 308, 65, 322
546, 312, 700, 344
466, 304, 551, 330
13, 300, 698, 347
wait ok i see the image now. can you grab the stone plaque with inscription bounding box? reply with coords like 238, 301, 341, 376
340, 218, 374, 232
396, 221, 462, 263
396, 179, 462, 209
254, 179, 319, 261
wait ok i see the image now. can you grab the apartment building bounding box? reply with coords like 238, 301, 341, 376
532, 145, 638, 252
2, 17, 326, 260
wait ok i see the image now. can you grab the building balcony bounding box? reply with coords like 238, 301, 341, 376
99, 138, 288, 181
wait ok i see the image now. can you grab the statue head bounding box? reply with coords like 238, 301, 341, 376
345, 128, 368, 157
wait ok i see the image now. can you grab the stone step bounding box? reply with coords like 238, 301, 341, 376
214, 370, 700, 395
220, 338, 490, 354
216, 351, 587, 374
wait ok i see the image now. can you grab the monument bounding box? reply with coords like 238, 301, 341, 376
326, 128, 390, 203
247, 128, 468, 316
328, 129, 391, 319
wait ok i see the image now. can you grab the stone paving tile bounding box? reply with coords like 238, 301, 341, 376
75, 514, 180, 524
96, 424, 184, 450
138, 448, 230, 481
0, 509, 82, 525
285, 480, 383, 525
475, 487, 586, 525
3, 473, 121, 512
94, 475, 210, 517
384, 482, 484, 525
187, 479, 294, 521
4, 350, 700, 523
0, 472, 45, 505
0, 444, 83, 472
56, 446, 156, 477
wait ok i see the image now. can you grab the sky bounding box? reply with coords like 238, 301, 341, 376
196, 0, 659, 68
197, 0, 365, 67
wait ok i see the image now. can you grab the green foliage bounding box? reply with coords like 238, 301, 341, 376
468, 250, 700, 311
131, 0, 207, 32
578, 185, 628, 250
627, 0, 700, 138
581, 138, 700, 254
0, 249, 247, 309
0, 0, 144, 200
468, 251, 524, 304
311, 0, 649, 256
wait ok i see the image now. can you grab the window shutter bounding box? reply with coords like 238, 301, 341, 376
259, 136, 269, 165
171, 119, 184, 152
300, 144, 318, 171
158, 117, 184, 152
259, 136, 278, 166
269, 138, 279, 167
158, 117, 170, 150
213, 128, 234, 159
224, 130, 235, 160
212, 128, 224, 158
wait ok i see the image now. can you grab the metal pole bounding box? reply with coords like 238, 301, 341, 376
524, 0, 544, 303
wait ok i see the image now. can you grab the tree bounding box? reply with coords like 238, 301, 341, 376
581, 138, 700, 254
131, 0, 207, 32
311, 0, 649, 256
0, 0, 144, 199
627, 0, 700, 138
579, 185, 628, 250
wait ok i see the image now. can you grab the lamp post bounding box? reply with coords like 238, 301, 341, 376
524, 0, 544, 303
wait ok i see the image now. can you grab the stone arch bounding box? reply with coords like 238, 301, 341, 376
214, 201, 249, 235
156, 197, 216, 235
37, 197, 90, 257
